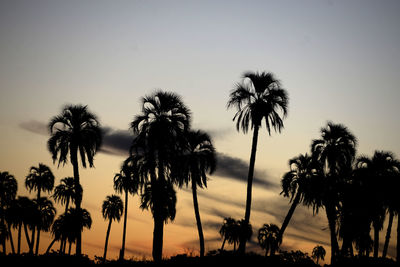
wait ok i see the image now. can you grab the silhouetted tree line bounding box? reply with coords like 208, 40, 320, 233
0, 71, 398, 266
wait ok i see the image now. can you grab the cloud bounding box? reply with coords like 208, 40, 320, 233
19, 120, 48, 135
101, 127, 133, 156
215, 152, 279, 191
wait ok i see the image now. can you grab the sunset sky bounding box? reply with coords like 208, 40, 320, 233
1, 0, 400, 262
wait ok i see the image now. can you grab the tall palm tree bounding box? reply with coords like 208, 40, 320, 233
278, 153, 316, 244
34, 197, 56, 255
102, 195, 123, 262
176, 130, 216, 257
114, 161, 140, 260
312, 245, 326, 265
0, 171, 17, 254
227, 71, 289, 253
140, 179, 177, 260
48, 104, 102, 255
258, 223, 280, 256
25, 163, 54, 254
130, 90, 190, 261
357, 151, 400, 258
311, 122, 357, 263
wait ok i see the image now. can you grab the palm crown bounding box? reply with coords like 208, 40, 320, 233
25, 163, 54, 196
227, 71, 288, 134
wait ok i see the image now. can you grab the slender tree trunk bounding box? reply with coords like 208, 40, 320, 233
35, 227, 41, 255
68, 241, 72, 255
373, 221, 379, 258
220, 237, 226, 251
152, 158, 165, 262
238, 125, 259, 254
17, 223, 21, 254
325, 204, 339, 264
278, 191, 301, 245
152, 211, 164, 262
383, 210, 394, 258
46, 238, 57, 254
119, 190, 128, 261
35, 189, 41, 255
71, 146, 82, 256
60, 199, 70, 254
397, 215, 400, 262
23, 223, 32, 252
29, 225, 35, 254
7, 224, 15, 254
192, 180, 205, 257
103, 219, 112, 262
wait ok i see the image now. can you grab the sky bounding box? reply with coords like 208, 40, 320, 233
1, 0, 400, 262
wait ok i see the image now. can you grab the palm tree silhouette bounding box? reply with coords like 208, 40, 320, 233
62, 207, 92, 255
130, 90, 190, 261
312, 245, 326, 265
45, 212, 65, 254
176, 130, 216, 257
258, 223, 280, 256
311, 122, 357, 263
113, 162, 140, 260
227, 71, 289, 253
48, 104, 102, 255
278, 153, 317, 245
25, 163, 54, 254
0, 171, 17, 254
34, 197, 56, 255
52, 176, 81, 253
219, 217, 237, 251
102, 195, 123, 262
357, 151, 400, 258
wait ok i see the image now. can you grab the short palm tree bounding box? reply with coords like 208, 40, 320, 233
311, 122, 357, 263
312, 245, 326, 265
176, 130, 216, 257
48, 104, 102, 255
219, 217, 237, 251
357, 151, 400, 258
62, 207, 92, 255
25, 163, 55, 254
0, 171, 17, 254
227, 71, 289, 253
258, 223, 280, 256
278, 153, 317, 244
45, 213, 65, 254
114, 162, 140, 260
130, 90, 190, 261
102, 195, 123, 262
34, 197, 56, 255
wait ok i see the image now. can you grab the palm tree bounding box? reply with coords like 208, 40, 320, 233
63, 207, 92, 255
227, 71, 289, 253
45, 213, 66, 254
130, 90, 190, 261
16, 196, 36, 253
311, 122, 357, 263
278, 153, 317, 245
258, 223, 280, 256
0, 171, 17, 254
357, 151, 400, 258
48, 104, 102, 255
114, 162, 140, 260
34, 197, 56, 255
25, 163, 54, 254
176, 130, 216, 257
140, 179, 177, 260
219, 217, 237, 251
312, 245, 326, 265
102, 195, 123, 262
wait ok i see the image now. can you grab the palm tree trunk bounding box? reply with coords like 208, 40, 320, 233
7, 223, 15, 254
119, 190, 129, 261
325, 203, 339, 264
278, 191, 301, 245
373, 221, 379, 258
46, 238, 57, 254
23, 223, 32, 252
35, 227, 41, 255
152, 210, 164, 262
238, 125, 259, 254
382, 210, 394, 258
17, 223, 21, 254
103, 219, 112, 262
68, 241, 72, 255
397, 215, 400, 262
192, 180, 205, 257
29, 225, 35, 254
220, 237, 226, 251
71, 146, 82, 256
